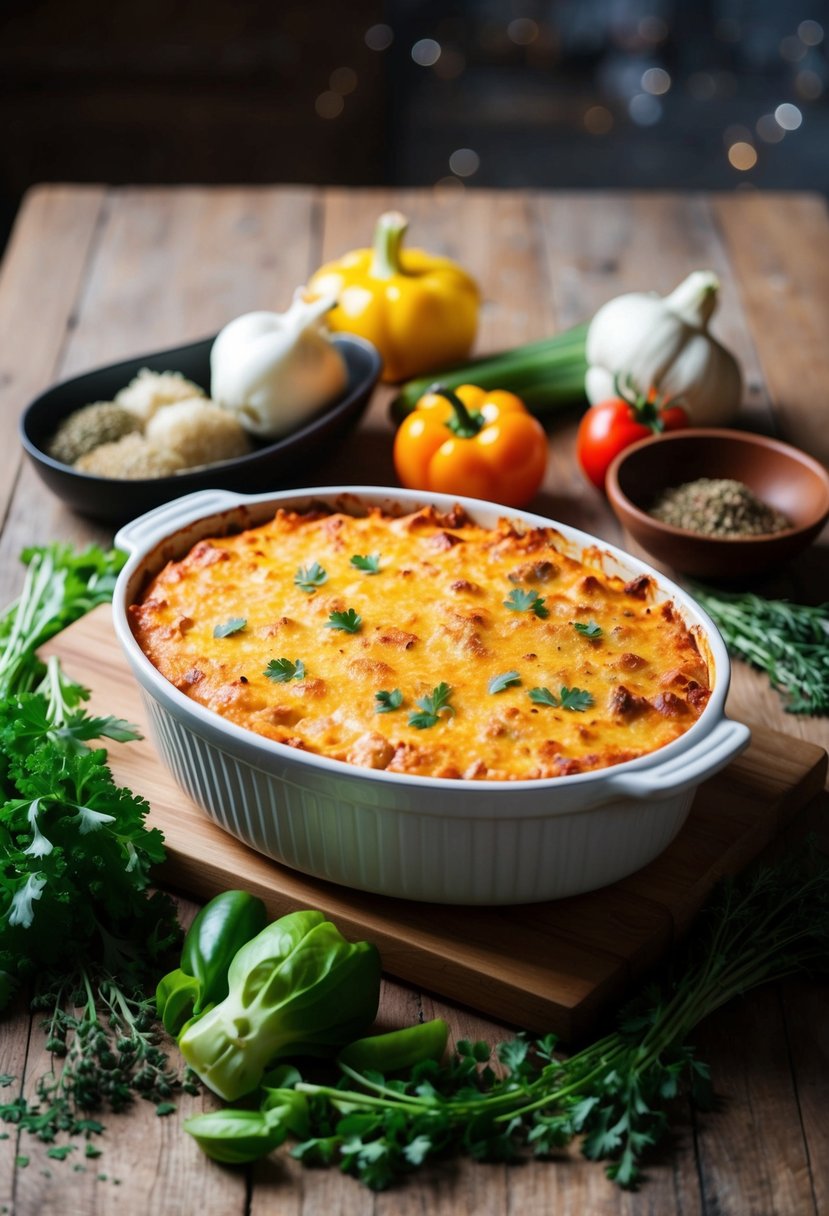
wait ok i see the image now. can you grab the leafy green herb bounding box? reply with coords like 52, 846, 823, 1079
487, 671, 521, 695
326, 609, 362, 634
0, 544, 126, 699
375, 689, 403, 714
350, 554, 382, 575
0, 544, 185, 1158
213, 617, 246, 638
503, 588, 549, 619
529, 686, 594, 712
692, 585, 829, 715
46, 1145, 75, 1160
294, 562, 328, 592
573, 620, 602, 639
206, 849, 829, 1192
560, 687, 594, 711
264, 658, 306, 683
408, 683, 454, 729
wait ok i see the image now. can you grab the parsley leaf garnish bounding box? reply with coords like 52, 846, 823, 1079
561, 687, 594, 711
350, 554, 382, 575
488, 670, 521, 694
529, 686, 594, 711
264, 658, 306, 683
573, 620, 603, 639
294, 562, 327, 592
408, 683, 455, 729
375, 688, 403, 713
213, 617, 246, 638
326, 608, 362, 633
504, 588, 549, 619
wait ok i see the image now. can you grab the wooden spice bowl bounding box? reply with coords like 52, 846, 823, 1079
605, 429, 829, 579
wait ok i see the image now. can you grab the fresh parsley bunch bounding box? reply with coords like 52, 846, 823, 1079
0, 543, 183, 1146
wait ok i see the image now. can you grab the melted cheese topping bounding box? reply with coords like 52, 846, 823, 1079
129, 505, 711, 781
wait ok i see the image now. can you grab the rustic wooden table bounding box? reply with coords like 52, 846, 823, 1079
0, 186, 827, 1216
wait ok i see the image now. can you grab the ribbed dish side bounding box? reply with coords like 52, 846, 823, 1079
141, 694, 695, 904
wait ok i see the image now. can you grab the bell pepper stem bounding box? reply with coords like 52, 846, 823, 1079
429, 383, 485, 438
370, 211, 409, 279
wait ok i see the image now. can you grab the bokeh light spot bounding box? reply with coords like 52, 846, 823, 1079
365, 24, 393, 52
449, 148, 480, 177
756, 114, 785, 143
728, 142, 758, 171
507, 18, 539, 45
629, 93, 662, 125
775, 102, 803, 130
329, 67, 357, 95
798, 19, 824, 45
642, 67, 671, 95
412, 38, 441, 67
584, 105, 614, 135
315, 91, 344, 119
796, 69, 824, 99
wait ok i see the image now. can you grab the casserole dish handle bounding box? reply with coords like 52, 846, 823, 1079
114, 489, 246, 555
603, 719, 750, 801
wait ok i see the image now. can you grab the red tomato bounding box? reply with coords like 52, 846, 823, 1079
576, 394, 688, 490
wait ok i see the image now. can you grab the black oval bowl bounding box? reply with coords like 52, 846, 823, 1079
20, 333, 382, 526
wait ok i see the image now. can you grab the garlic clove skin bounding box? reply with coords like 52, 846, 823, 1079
210, 294, 349, 439
585, 272, 742, 426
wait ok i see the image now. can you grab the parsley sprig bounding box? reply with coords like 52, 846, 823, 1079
294, 562, 327, 592
264, 658, 306, 683
573, 620, 602, 639
375, 689, 403, 714
504, 588, 549, 619
326, 609, 362, 634
213, 617, 246, 638
488, 671, 521, 695
529, 686, 594, 712
350, 554, 382, 575
408, 683, 454, 729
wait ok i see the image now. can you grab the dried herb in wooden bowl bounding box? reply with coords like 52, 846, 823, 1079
650, 478, 791, 537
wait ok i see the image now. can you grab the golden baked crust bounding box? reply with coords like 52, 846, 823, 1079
129, 505, 711, 781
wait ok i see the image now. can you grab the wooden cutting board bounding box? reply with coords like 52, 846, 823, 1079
45, 605, 827, 1041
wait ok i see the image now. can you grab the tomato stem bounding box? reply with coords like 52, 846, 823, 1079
614, 373, 667, 433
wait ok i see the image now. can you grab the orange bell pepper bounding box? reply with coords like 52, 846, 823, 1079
393, 384, 548, 508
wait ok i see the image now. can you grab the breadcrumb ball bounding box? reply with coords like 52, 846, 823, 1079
75, 433, 187, 479
146, 398, 252, 468
47, 401, 142, 465
115, 369, 205, 424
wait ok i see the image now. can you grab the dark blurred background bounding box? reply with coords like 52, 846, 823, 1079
1, 0, 827, 244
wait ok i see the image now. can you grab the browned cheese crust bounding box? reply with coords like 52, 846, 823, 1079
129, 505, 711, 780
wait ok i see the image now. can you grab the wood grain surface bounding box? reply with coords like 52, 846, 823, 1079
1, 186, 827, 1216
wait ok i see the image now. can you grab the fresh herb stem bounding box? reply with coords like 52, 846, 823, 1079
277, 852, 829, 1191
692, 585, 829, 714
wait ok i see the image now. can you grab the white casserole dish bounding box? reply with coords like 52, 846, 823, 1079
113, 486, 750, 905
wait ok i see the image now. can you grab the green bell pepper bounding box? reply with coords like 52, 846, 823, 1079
156, 890, 268, 1035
